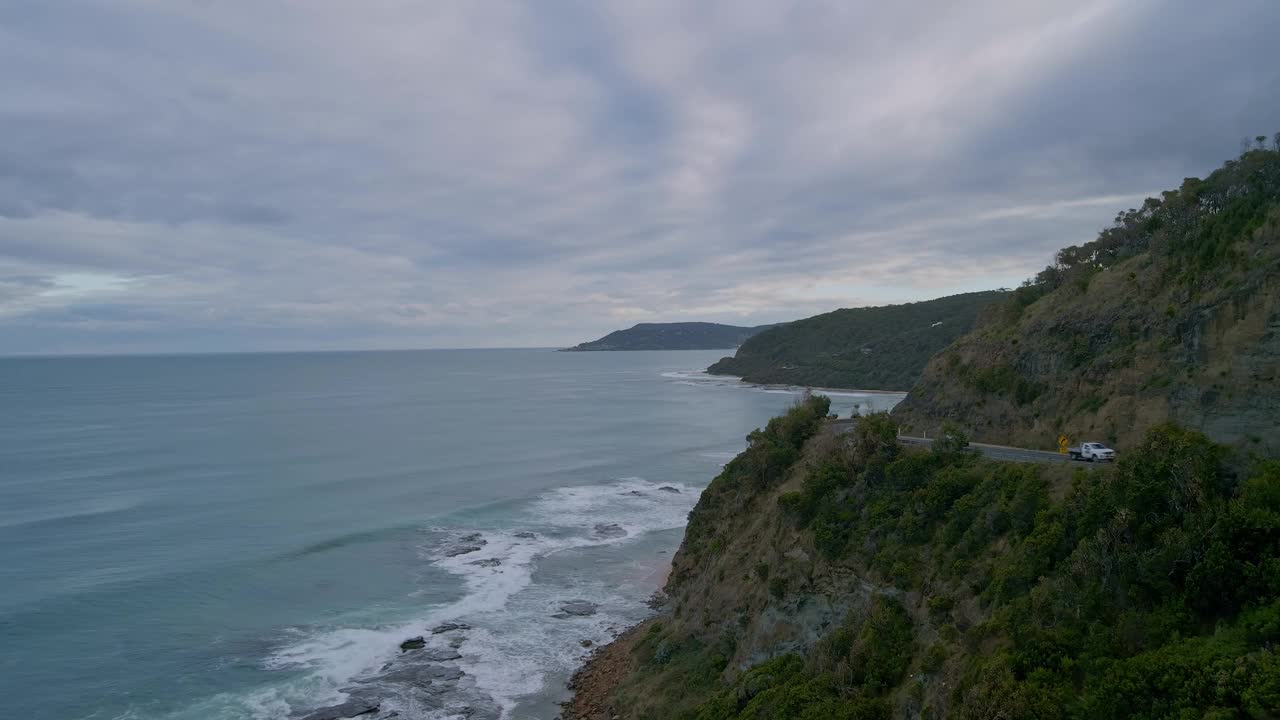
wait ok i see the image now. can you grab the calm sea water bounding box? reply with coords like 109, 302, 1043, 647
0, 349, 903, 720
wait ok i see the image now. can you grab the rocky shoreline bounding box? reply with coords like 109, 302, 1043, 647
558, 618, 657, 720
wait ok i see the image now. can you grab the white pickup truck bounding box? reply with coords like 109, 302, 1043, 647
1069, 442, 1116, 462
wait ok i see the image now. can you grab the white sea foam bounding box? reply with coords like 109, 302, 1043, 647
257, 477, 698, 720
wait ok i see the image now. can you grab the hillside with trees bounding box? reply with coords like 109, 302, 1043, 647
566, 399, 1280, 719
894, 142, 1280, 454
562, 322, 777, 351
564, 139, 1280, 720
706, 292, 1005, 391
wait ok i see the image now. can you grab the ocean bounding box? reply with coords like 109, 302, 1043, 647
0, 349, 904, 720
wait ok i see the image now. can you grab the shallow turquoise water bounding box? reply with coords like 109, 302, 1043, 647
0, 349, 902, 720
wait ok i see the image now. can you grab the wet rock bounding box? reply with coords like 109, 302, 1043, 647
457, 702, 502, 720
421, 648, 462, 662
297, 699, 380, 720
443, 544, 484, 557
658, 486, 681, 493
399, 636, 426, 652
459, 533, 484, 543
553, 600, 598, 618
448, 636, 466, 649
432, 622, 471, 634
467, 558, 501, 568
580, 639, 593, 647
620, 490, 645, 497
374, 664, 464, 690
593, 523, 626, 539
514, 532, 537, 539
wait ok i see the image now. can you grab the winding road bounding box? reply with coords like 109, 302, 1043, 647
830, 420, 1107, 465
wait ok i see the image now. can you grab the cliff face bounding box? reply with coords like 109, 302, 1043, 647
706, 292, 1004, 391
894, 150, 1280, 454
585, 400, 1280, 720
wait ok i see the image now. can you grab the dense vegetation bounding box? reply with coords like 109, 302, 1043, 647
1006, 143, 1280, 317
563, 322, 777, 351
894, 143, 1280, 452
706, 292, 1005, 391
612, 403, 1280, 719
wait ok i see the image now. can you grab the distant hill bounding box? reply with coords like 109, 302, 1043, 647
562, 322, 777, 351
894, 146, 1280, 453
706, 291, 1006, 390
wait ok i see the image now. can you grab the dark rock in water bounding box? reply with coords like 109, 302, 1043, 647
460, 532, 484, 543
593, 523, 626, 539
459, 703, 502, 720
554, 600, 598, 618
658, 486, 681, 493
421, 647, 462, 662
620, 490, 646, 497
580, 639, 593, 647
514, 531, 537, 539
467, 558, 501, 568
374, 664, 465, 690
443, 544, 484, 557
399, 636, 426, 651
448, 636, 466, 648
432, 622, 471, 634
297, 699, 380, 720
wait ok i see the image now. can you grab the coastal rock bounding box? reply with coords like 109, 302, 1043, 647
620, 490, 645, 497
374, 664, 464, 690
580, 639, 593, 647
514, 532, 537, 539
593, 523, 626, 539
456, 703, 502, 720
421, 648, 462, 662
443, 543, 484, 557
432, 622, 471, 634
399, 636, 426, 651
297, 699, 380, 720
459, 533, 484, 543
448, 636, 466, 648
658, 486, 681, 493
553, 600, 598, 618
467, 558, 501, 568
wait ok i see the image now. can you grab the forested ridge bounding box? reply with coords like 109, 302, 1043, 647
894, 143, 1280, 454
592, 400, 1280, 719
570, 140, 1280, 720
706, 292, 1004, 391
564, 322, 776, 351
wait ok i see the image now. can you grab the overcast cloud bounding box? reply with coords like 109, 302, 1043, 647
1, 0, 1277, 353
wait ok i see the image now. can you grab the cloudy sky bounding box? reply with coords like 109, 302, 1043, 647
1, 1, 1277, 354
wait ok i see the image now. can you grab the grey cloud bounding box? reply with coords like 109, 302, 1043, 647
0, 0, 1277, 353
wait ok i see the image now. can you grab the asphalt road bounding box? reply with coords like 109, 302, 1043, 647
829, 420, 1110, 465
898, 436, 1082, 464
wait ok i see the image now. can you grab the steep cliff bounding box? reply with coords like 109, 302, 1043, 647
572, 398, 1280, 719
706, 292, 1004, 391
894, 149, 1280, 453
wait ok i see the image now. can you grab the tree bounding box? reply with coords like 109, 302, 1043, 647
1257, 135, 1269, 150
1273, 131, 1280, 151
932, 421, 970, 456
